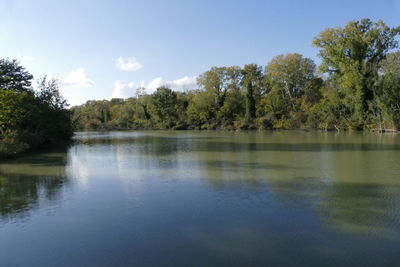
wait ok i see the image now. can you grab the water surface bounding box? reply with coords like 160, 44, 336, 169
1, 131, 400, 266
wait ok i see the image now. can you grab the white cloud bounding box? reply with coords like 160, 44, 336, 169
167, 76, 198, 91
63, 68, 94, 88
147, 75, 198, 93
111, 80, 145, 99
146, 77, 165, 93
116, 56, 143, 72
110, 75, 198, 99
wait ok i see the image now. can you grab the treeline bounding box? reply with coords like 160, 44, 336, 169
0, 59, 73, 158
72, 19, 400, 132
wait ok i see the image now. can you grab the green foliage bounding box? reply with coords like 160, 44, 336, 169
150, 87, 178, 128
0, 61, 72, 158
265, 53, 316, 100
197, 66, 242, 111
71, 19, 400, 133
313, 18, 400, 128
378, 51, 400, 130
186, 90, 217, 129
0, 58, 33, 92
242, 64, 264, 121
0, 129, 29, 158
0, 90, 33, 129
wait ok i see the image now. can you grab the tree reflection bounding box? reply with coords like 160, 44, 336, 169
183, 133, 400, 237
0, 153, 69, 220
68, 131, 400, 236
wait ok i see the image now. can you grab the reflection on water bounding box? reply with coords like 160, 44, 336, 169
0, 153, 69, 220
1, 131, 400, 266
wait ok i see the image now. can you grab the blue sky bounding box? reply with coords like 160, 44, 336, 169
1, 0, 399, 106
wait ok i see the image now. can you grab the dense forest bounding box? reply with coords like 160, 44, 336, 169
0, 59, 73, 158
72, 19, 400, 132
1, 18, 400, 159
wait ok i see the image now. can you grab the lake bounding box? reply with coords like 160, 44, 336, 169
1, 131, 400, 266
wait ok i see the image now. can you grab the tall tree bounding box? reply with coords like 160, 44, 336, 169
242, 64, 264, 120
265, 53, 316, 100
313, 18, 400, 128
150, 87, 178, 128
1, 60, 72, 157
379, 51, 400, 129
197, 66, 242, 111
0, 59, 34, 92
36, 76, 68, 110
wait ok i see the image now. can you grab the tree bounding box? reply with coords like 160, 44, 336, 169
36, 76, 68, 110
313, 18, 400, 128
265, 53, 316, 100
0, 60, 72, 158
68, 19, 400, 133
0, 59, 34, 92
263, 53, 316, 128
197, 66, 242, 111
0, 60, 36, 132
186, 90, 217, 129
150, 87, 178, 128
0, 90, 34, 130
379, 51, 400, 129
34, 77, 73, 144
300, 77, 324, 111
242, 64, 264, 121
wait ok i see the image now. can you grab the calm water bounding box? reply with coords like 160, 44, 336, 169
1, 131, 400, 266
